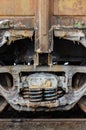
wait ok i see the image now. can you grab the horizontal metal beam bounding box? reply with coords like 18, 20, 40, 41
0, 65, 86, 75
0, 119, 86, 130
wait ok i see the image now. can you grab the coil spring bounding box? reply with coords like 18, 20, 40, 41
44, 89, 57, 101
29, 89, 42, 102
21, 87, 29, 99
21, 87, 64, 102
21, 87, 42, 102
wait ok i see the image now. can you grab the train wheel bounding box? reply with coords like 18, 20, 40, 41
0, 62, 12, 112
78, 96, 86, 112
0, 96, 7, 112
73, 73, 86, 112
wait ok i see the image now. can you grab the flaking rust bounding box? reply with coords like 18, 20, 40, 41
0, 0, 85, 112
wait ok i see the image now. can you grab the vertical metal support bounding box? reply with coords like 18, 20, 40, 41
34, 0, 52, 66
38, 0, 49, 52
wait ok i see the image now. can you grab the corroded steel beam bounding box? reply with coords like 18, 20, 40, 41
37, 0, 50, 52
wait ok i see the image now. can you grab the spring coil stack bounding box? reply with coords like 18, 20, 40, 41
21, 87, 64, 102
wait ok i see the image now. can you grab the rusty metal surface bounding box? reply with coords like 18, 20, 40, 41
0, 0, 86, 112
0, 17, 34, 29
54, 26, 86, 48
0, 0, 86, 52
35, 0, 52, 53
54, 0, 86, 15
0, 65, 86, 111
0, 119, 86, 130
52, 16, 86, 27
37, 0, 49, 52
0, 29, 33, 47
0, 0, 36, 16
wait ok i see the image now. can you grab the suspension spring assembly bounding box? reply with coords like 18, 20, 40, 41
20, 87, 65, 102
